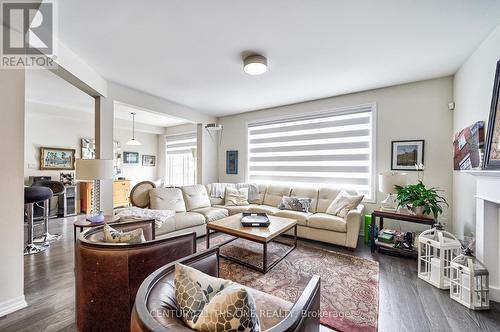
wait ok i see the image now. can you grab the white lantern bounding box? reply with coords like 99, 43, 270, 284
418, 226, 461, 289
450, 248, 489, 310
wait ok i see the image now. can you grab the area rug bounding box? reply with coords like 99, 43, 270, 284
198, 235, 379, 332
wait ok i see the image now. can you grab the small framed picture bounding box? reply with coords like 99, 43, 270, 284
391, 140, 425, 170
226, 150, 238, 174
40, 147, 75, 170
123, 151, 140, 165
142, 155, 156, 166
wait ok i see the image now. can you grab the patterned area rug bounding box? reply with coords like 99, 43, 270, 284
198, 235, 379, 332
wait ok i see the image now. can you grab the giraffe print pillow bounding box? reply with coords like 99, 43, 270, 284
174, 263, 260, 331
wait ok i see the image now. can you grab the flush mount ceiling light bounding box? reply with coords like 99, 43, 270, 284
126, 112, 142, 146
243, 54, 267, 75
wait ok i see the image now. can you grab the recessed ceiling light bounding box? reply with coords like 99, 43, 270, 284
243, 54, 267, 75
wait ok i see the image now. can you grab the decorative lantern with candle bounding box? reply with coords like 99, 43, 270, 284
418, 224, 461, 289
450, 246, 489, 310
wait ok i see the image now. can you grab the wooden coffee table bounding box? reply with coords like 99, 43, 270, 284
206, 213, 297, 273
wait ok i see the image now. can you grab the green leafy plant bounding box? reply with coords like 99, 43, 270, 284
395, 181, 448, 218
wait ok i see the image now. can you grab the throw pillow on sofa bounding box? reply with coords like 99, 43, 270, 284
174, 263, 260, 332
225, 187, 249, 206
326, 191, 364, 218
278, 196, 312, 213
103, 224, 145, 243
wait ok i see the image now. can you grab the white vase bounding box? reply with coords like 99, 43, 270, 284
413, 206, 426, 217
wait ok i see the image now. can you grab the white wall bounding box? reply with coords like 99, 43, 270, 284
24, 102, 94, 182
0, 70, 26, 316
24, 103, 161, 187
218, 77, 454, 231
453, 24, 500, 238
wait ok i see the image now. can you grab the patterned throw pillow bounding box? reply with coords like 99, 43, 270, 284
225, 187, 249, 206
103, 224, 145, 243
278, 196, 313, 213
174, 263, 260, 332
326, 190, 364, 218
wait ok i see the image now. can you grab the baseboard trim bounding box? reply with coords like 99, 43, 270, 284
0, 295, 27, 318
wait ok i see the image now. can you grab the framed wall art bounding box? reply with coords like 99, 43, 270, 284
142, 155, 156, 166
40, 147, 75, 170
391, 140, 425, 171
123, 151, 140, 165
453, 121, 484, 170
226, 150, 238, 174
484, 60, 500, 169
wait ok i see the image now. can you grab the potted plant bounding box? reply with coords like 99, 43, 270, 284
395, 181, 448, 218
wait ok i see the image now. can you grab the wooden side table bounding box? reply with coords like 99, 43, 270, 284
73, 215, 120, 242
370, 209, 435, 256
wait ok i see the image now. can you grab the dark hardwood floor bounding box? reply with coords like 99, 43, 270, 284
1, 216, 499, 332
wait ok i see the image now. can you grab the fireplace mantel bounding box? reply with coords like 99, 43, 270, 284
465, 170, 500, 302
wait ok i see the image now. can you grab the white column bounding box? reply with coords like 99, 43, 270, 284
0, 69, 27, 315
95, 96, 114, 215
157, 134, 166, 181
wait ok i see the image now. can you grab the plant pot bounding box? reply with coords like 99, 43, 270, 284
413, 206, 426, 217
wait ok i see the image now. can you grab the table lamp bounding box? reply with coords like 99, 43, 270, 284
378, 171, 407, 211
75, 159, 113, 218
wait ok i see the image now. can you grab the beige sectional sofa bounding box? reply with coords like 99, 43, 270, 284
135, 183, 364, 249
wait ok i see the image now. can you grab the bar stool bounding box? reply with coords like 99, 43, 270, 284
31, 181, 64, 243
24, 186, 53, 255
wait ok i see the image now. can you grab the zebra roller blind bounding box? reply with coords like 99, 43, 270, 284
166, 133, 197, 155
247, 105, 375, 199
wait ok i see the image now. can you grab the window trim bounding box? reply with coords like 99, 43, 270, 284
246, 102, 377, 203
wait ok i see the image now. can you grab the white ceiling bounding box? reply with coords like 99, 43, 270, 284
114, 102, 188, 127
57, 0, 500, 116
25, 70, 189, 127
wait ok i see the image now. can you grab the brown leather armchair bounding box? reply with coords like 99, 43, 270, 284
75, 219, 197, 332
131, 247, 321, 332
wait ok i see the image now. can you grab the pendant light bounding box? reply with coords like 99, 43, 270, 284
126, 112, 141, 146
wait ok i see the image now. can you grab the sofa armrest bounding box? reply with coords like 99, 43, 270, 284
345, 204, 365, 249
266, 275, 321, 332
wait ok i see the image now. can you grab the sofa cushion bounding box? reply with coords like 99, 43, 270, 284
103, 224, 145, 243
290, 186, 319, 213
307, 213, 347, 232
274, 210, 312, 226
278, 196, 313, 213
248, 204, 280, 215
191, 207, 229, 222
150, 188, 186, 212
181, 184, 211, 211
316, 187, 357, 213
155, 216, 176, 236
263, 185, 291, 207
174, 212, 206, 231
248, 184, 267, 205
214, 204, 251, 215
225, 187, 249, 206
174, 263, 260, 331
326, 190, 364, 218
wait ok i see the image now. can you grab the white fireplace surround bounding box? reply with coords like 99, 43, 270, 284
466, 170, 500, 302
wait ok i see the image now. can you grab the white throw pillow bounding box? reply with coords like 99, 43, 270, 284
174, 263, 260, 332
326, 191, 364, 218
225, 187, 249, 206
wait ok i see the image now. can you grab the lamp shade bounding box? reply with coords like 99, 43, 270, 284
378, 171, 407, 194
75, 159, 114, 181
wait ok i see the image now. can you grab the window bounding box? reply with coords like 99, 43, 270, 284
165, 133, 197, 186
247, 104, 376, 200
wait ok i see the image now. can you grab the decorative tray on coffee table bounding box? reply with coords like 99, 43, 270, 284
240, 212, 270, 227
